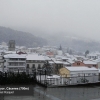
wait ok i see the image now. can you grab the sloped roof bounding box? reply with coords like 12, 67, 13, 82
54, 60, 63, 64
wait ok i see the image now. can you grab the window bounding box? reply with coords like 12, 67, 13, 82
93, 73, 96, 75
4, 66, 6, 68
77, 63, 80, 65
93, 65, 96, 67
32, 64, 35, 68
88, 73, 90, 76
19, 58, 25, 60
19, 62, 25, 66
37, 64, 41, 69
78, 73, 80, 76
38, 64, 41, 68
27, 64, 29, 68
9, 63, 11, 66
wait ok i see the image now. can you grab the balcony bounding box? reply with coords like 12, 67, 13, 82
8, 60, 26, 62
8, 65, 26, 68
9, 68, 26, 73
0, 60, 4, 63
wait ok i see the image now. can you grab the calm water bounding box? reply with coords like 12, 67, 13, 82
1, 85, 100, 100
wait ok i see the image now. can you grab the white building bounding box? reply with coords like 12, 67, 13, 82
59, 66, 99, 84
4, 54, 26, 73
26, 54, 46, 74
87, 54, 98, 60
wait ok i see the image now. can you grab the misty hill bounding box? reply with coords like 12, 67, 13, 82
39, 33, 100, 52
0, 26, 47, 47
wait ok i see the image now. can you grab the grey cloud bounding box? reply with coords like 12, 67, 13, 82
0, 0, 100, 40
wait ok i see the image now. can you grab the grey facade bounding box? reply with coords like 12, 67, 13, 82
8, 40, 15, 51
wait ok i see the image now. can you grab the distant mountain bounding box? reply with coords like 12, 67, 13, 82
0, 26, 47, 47
39, 33, 100, 52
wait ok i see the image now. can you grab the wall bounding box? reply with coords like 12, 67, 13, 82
72, 61, 85, 66
59, 67, 70, 77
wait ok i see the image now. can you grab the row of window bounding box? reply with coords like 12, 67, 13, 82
9, 68, 25, 72
9, 58, 26, 60
56, 64, 63, 67
71, 73, 98, 76
26, 60, 44, 63
76, 63, 97, 67
9, 62, 25, 66
26, 64, 41, 69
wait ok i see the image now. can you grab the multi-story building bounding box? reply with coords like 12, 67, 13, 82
87, 54, 98, 60
4, 54, 26, 73
26, 54, 45, 74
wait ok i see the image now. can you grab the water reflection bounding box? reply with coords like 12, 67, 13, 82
34, 85, 100, 100
1, 85, 100, 100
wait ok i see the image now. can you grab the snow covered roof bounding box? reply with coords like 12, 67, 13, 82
4, 54, 26, 58
54, 61, 63, 64
43, 56, 51, 60
65, 53, 70, 56
49, 61, 54, 64
55, 55, 62, 59
67, 59, 74, 64
26, 54, 45, 60
83, 60, 97, 64
4, 51, 16, 54
63, 62, 71, 65
61, 57, 68, 60
65, 66, 99, 71
93, 59, 100, 63
87, 53, 97, 56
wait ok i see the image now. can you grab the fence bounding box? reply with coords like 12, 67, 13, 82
36, 73, 100, 87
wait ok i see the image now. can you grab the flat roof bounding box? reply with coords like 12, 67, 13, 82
65, 66, 99, 71
26, 54, 45, 60
83, 60, 97, 64
4, 54, 26, 58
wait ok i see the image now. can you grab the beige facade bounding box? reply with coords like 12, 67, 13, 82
59, 67, 70, 77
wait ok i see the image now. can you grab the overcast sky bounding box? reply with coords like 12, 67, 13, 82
0, 0, 100, 40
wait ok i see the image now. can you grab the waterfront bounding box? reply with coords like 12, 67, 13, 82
1, 85, 100, 100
